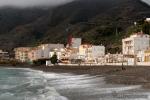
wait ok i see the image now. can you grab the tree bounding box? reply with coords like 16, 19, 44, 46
142, 22, 150, 34
50, 53, 58, 65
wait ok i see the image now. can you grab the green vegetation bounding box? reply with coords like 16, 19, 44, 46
50, 53, 58, 65
142, 22, 150, 34
0, 0, 149, 53
126, 19, 150, 35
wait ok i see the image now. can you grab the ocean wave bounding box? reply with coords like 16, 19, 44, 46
0, 80, 69, 100
0, 68, 69, 100
1, 67, 150, 100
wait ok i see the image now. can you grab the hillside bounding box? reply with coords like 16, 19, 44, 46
0, 0, 150, 53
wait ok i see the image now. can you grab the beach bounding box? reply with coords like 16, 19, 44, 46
3, 64, 150, 89
1, 65, 150, 100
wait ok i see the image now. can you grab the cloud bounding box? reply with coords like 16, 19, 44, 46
0, 0, 74, 7
141, 0, 150, 5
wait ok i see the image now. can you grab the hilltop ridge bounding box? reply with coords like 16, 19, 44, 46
0, 0, 149, 53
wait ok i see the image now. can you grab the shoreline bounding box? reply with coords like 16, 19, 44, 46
1, 64, 150, 89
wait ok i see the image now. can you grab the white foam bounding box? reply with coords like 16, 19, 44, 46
2, 67, 150, 100
0, 68, 69, 100
0, 85, 16, 89
24, 86, 69, 100
95, 85, 142, 94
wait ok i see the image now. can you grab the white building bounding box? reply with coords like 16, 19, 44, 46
79, 44, 105, 63
24, 44, 64, 63
0, 50, 9, 61
71, 38, 82, 48
105, 53, 123, 63
137, 50, 145, 62
145, 18, 150, 22
122, 32, 150, 55
38, 44, 64, 59
92, 46, 105, 58
78, 44, 92, 60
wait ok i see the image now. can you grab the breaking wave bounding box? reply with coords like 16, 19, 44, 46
0, 67, 150, 100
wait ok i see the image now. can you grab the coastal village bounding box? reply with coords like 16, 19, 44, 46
1, 18, 150, 67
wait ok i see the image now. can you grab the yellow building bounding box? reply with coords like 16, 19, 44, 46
144, 49, 150, 62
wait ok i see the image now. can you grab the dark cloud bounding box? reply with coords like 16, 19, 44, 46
0, 0, 74, 7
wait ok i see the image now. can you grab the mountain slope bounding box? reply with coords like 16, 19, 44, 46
0, 0, 150, 53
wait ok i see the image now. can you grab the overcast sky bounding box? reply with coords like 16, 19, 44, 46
0, 0, 74, 7
0, 0, 149, 7
141, 0, 150, 5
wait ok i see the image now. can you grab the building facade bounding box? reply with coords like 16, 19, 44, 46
71, 38, 82, 48
122, 32, 150, 55
79, 44, 105, 63
38, 44, 64, 59
28, 44, 64, 62
14, 47, 31, 62
0, 50, 9, 61
145, 18, 150, 22
28, 47, 40, 62
144, 49, 150, 62
92, 46, 105, 58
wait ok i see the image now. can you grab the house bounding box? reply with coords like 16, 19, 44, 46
0, 50, 10, 61
92, 45, 105, 58
28, 47, 40, 62
28, 44, 64, 62
105, 53, 123, 63
49, 49, 62, 60
122, 32, 150, 65
38, 44, 64, 59
53, 48, 79, 64
122, 32, 150, 55
71, 38, 82, 48
145, 18, 150, 22
78, 44, 92, 61
79, 44, 105, 63
59, 48, 71, 64
14, 47, 31, 62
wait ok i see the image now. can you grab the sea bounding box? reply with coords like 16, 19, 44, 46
0, 67, 150, 100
